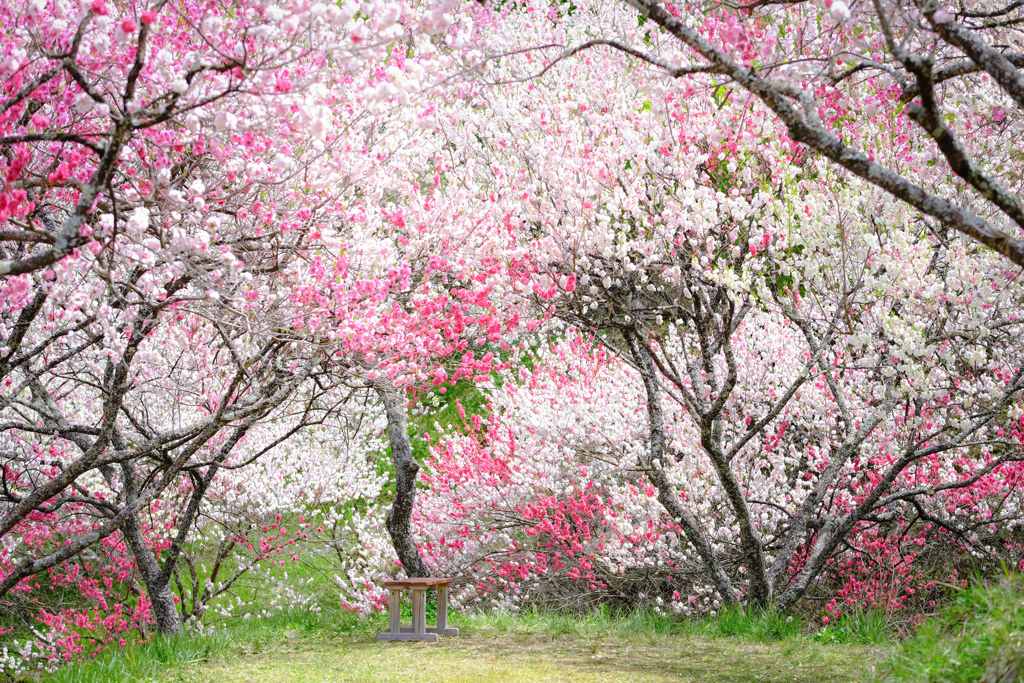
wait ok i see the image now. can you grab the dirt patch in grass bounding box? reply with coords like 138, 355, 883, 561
161, 632, 881, 683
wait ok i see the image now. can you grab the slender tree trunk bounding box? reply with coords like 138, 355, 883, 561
117, 416, 261, 634
686, 300, 772, 609
698, 419, 772, 609
373, 378, 430, 578
625, 330, 738, 606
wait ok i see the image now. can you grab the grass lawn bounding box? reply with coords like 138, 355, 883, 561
161, 634, 877, 683
40, 604, 896, 683
35, 575, 1024, 683
144, 617, 881, 683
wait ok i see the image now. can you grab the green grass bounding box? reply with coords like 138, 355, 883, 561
875, 573, 1024, 682
815, 609, 896, 646
37, 605, 884, 683
34, 609, 378, 683
33, 633, 229, 683
150, 632, 874, 683
37, 574, 1024, 683
712, 605, 805, 641
466, 604, 810, 641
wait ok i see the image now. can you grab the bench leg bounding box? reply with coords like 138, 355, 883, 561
412, 588, 427, 635
436, 586, 447, 631
433, 585, 458, 636
388, 589, 401, 634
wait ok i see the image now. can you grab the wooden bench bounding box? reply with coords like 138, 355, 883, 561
376, 577, 459, 643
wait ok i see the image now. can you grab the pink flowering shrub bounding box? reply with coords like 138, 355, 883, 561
2, 513, 158, 674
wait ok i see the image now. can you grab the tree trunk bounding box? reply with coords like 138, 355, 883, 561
373, 378, 431, 578
698, 418, 772, 609
625, 330, 738, 606
117, 417, 260, 633
120, 492, 183, 636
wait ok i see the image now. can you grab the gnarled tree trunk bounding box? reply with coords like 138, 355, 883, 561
373, 378, 430, 578
121, 502, 183, 636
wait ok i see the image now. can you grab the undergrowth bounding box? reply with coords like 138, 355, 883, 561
37, 575, 1024, 683
876, 572, 1024, 682
33, 609, 377, 683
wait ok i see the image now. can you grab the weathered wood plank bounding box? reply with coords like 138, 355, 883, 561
388, 589, 401, 634
411, 588, 427, 634
437, 585, 448, 632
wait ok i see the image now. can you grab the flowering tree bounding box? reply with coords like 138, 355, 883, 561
548, 0, 1024, 265
0, 0, 477, 653
418, 337, 691, 613
415, 0, 1024, 610
168, 397, 395, 623
419, 329, 1024, 616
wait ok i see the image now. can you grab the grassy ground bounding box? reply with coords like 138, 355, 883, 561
166, 632, 874, 683
40, 608, 887, 683
35, 573, 1024, 683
